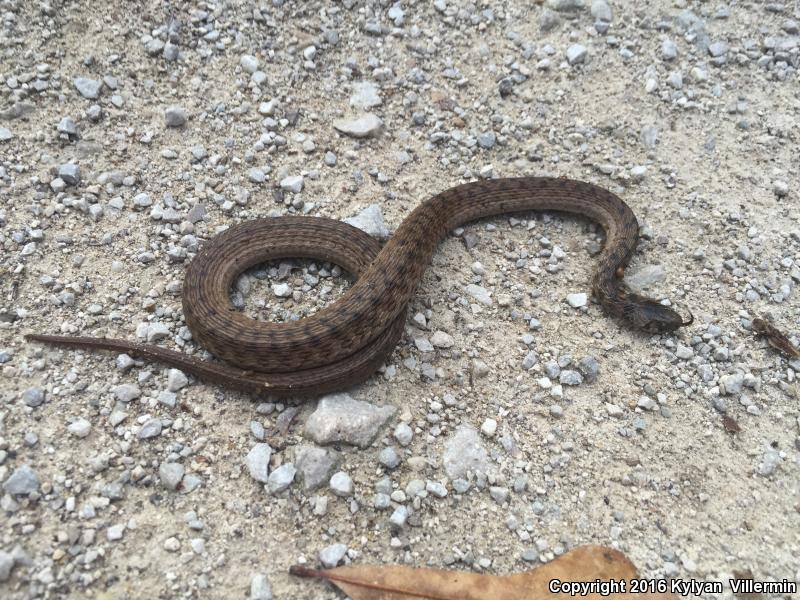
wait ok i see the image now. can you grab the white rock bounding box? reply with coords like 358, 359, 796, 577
305, 393, 396, 448
167, 368, 188, 391
566, 44, 587, 65
68, 418, 91, 438
280, 175, 304, 193
272, 283, 292, 297
268, 464, 296, 494
329, 471, 353, 496
430, 331, 454, 348
465, 284, 492, 305
480, 418, 497, 437
246, 443, 272, 483
240, 54, 260, 73
566, 292, 587, 307
333, 113, 383, 138
146, 323, 170, 342
319, 543, 348, 568
344, 204, 390, 239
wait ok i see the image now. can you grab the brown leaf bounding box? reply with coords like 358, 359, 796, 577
290, 544, 677, 600
722, 414, 741, 434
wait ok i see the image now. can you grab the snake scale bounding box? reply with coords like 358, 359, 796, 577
27, 177, 695, 396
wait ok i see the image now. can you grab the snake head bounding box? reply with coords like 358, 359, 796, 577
624, 296, 693, 333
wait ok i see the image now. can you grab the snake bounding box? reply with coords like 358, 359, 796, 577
27, 177, 693, 397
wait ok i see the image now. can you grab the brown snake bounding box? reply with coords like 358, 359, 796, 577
27, 177, 694, 397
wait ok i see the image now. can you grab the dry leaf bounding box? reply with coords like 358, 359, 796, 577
722, 414, 741, 434
290, 544, 677, 599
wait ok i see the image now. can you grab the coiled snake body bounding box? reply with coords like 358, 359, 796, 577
28, 177, 692, 396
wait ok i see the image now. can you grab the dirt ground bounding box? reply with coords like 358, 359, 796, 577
1, 0, 798, 598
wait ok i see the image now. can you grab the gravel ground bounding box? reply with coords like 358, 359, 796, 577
1, 0, 799, 598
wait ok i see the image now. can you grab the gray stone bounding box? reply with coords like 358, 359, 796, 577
443, 426, 489, 479
667, 71, 683, 89
157, 391, 177, 408
248, 168, 266, 183
577, 356, 600, 383
426, 481, 447, 498
490, 486, 509, 504
333, 114, 383, 138
414, 337, 434, 353
373, 493, 391, 509
138, 418, 163, 439
329, 471, 354, 496
0, 127, 12, 142
113, 384, 141, 402
68, 418, 91, 438
540, 9, 561, 31
159, 462, 185, 490
187, 203, 206, 223
280, 175, 304, 193
379, 446, 400, 469
181, 474, 202, 493
305, 393, 395, 448
465, 283, 492, 305
22, 387, 45, 407
133, 192, 152, 208
566, 44, 588, 65
267, 463, 296, 494
74, 77, 102, 99
319, 543, 348, 568
631, 165, 648, 181
637, 396, 658, 411
559, 370, 583, 386
626, 264, 667, 292
250, 574, 272, 600
164, 106, 187, 127
662, 39, 678, 60
246, 443, 272, 483
394, 422, 413, 446
708, 41, 729, 57
58, 163, 81, 186
3, 465, 40, 495
167, 368, 188, 391
107, 524, 126, 541
295, 445, 339, 490
390, 505, 409, 527
720, 373, 744, 395
146, 323, 170, 342
590, 0, 612, 22
343, 204, 390, 239
477, 131, 496, 149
